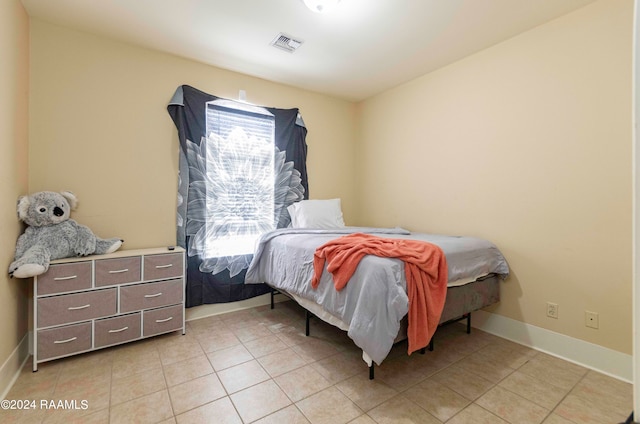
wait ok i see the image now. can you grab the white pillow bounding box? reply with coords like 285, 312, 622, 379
287, 199, 346, 229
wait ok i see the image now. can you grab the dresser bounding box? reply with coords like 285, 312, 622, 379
32, 247, 185, 371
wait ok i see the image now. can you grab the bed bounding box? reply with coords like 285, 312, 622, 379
244, 200, 509, 377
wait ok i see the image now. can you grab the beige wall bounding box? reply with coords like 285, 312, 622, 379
357, 0, 633, 354
0, 0, 30, 373
29, 19, 358, 251
23, 0, 632, 362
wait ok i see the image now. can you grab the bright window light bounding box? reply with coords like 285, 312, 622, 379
204, 100, 275, 258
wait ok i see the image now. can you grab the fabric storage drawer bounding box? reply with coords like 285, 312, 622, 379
143, 253, 183, 281
94, 313, 141, 348
33, 247, 185, 371
120, 279, 183, 313
143, 304, 183, 337
95, 256, 141, 287
37, 288, 117, 328
37, 322, 91, 360
36, 262, 92, 295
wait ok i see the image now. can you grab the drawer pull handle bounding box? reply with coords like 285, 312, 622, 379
54, 337, 77, 344
68, 304, 90, 310
108, 269, 129, 274
144, 292, 163, 298
54, 275, 77, 281
108, 326, 129, 333
155, 317, 173, 323
155, 264, 173, 269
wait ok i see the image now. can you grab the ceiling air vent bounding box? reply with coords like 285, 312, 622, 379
270, 33, 303, 53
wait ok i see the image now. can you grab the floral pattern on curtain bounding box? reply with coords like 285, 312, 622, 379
180, 137, 304, 276
168, 85, 309, 306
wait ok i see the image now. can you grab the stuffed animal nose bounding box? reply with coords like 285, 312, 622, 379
53, 207, 64, 217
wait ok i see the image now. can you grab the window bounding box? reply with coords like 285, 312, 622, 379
204, 100, 275, 257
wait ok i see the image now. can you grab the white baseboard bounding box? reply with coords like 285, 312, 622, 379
185, 292, 288, 322
0, 334, 30, 400
472, 310, 632, 383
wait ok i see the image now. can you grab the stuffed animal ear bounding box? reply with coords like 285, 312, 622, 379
60, 191, 78, 210
16, 196, 30, 221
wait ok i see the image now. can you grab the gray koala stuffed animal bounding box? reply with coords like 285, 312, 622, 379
9, 191, 123, 278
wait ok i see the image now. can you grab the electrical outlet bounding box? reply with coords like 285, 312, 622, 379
585, 311, 599, 329
546, 302, 558, 319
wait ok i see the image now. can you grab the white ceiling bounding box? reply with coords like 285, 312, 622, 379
21, 0, 596, 102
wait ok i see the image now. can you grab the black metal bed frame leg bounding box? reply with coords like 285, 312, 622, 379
270, 289, 275, 309
293, 305, 473, 380
422, 311, 471, 354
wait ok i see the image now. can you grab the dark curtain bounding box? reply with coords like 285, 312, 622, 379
167, 85, 308, 307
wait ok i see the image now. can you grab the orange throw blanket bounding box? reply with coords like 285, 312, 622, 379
311, 233, 448, 355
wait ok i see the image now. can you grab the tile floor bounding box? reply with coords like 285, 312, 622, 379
1, 300, 633, 424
